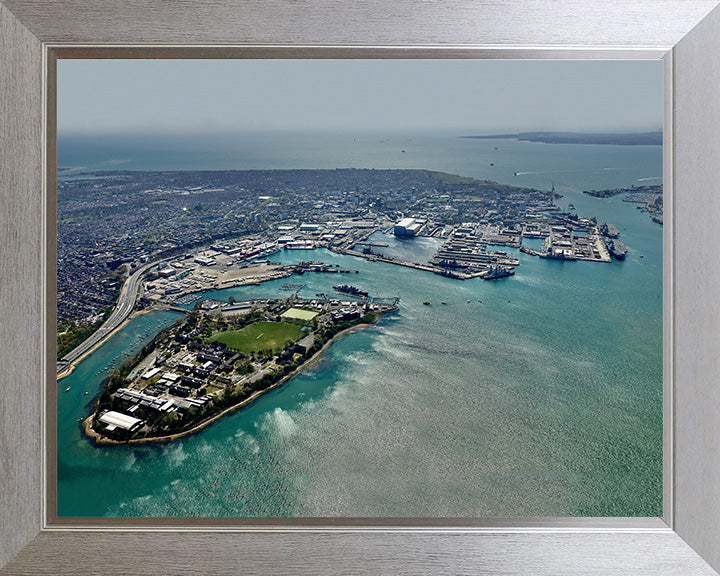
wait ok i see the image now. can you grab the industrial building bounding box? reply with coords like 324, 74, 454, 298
194, 255, 215, 266
113, 388, 175, 412
394, 217, 422, 237
98, 410, 144, 432
141, 367, 162, 380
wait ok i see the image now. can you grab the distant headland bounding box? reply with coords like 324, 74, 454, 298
462, 131, 663, 146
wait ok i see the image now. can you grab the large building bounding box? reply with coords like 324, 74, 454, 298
394, 217, 422, 237
98, 410, 144, 432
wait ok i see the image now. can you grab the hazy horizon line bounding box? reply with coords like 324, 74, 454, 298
57, 127, 664, 138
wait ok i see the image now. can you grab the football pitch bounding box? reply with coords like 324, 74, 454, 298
210, 321, 304, 354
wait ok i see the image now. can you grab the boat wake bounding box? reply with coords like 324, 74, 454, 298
514, 168, 586, 176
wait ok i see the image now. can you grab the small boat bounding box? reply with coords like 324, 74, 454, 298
76, 418, 83, 422
441, 301, 447, 305
84, 391, 89, 395
423, 301, 430, 305
65, 386, 71, 392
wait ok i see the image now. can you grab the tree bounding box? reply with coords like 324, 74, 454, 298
157, 412, 180, 430
221, 385, 235, 405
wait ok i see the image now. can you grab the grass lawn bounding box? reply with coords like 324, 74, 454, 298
281, 307, 318, 321
210, 321, 304, 354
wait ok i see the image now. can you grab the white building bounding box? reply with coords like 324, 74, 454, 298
394, 217, 422, 237
99, 410, 144, 432
141, 367, 161, 379
194, 255, 215, 266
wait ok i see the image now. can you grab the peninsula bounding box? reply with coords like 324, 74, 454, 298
582, 184, 662, 198
85, 295, 398, 444
462, 131, 663, 146
582, 184, 663, 223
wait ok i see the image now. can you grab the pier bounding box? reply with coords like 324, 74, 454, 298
354, 241, 390, 247
521, 228, 611, 263
337, 247, 439, 274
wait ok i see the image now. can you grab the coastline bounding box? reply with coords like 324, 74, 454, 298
57, 308, 157, 381
58, 264, 294, 381
55, 142, 664, 518
461, 131, 663, 146
83, 322, 374, 446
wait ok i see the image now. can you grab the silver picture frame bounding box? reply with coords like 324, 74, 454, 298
2, 1, 720, 574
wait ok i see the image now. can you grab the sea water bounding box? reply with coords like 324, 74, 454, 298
57, 133, 662, 517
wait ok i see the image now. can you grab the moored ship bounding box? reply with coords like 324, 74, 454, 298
481, 265, 515, 280
606, 238, 628, 260
333, 284, 369, 297
600, 223, 620, 238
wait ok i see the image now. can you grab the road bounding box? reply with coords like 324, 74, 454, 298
57, 261, 157, 371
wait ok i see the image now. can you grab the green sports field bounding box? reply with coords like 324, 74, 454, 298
281, 307, 318, 321
210, 321, 304, 354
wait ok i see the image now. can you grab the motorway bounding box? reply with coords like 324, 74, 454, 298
58, 261, 157, 371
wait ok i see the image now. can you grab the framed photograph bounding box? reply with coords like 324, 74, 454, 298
52, 57, 666, 523
2, 1, 720, 574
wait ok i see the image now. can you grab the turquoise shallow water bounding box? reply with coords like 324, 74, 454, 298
57, 135, 662, 517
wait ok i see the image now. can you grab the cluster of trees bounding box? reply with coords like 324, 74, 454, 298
57, 306, 113, 359
95, 360, 136, 412
235, 361, 255, 375
195, 308, 265, 345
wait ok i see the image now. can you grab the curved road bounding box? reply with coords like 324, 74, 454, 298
58, 261, 158, 371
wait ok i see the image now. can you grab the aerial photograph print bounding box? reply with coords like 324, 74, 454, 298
56, 59, 663, 518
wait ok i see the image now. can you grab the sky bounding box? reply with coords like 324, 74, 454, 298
57, 59, 663, 136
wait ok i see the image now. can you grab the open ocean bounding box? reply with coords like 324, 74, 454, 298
57, 132, 663, 517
